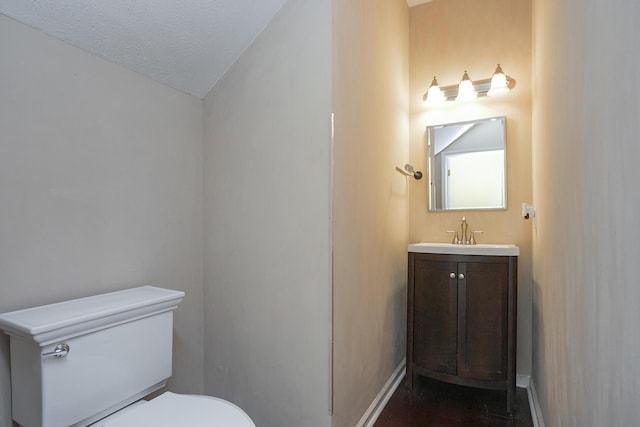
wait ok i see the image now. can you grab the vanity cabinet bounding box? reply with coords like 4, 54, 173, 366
407, 252, 517, 412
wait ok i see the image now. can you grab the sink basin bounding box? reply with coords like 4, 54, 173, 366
408, 242, 519, 256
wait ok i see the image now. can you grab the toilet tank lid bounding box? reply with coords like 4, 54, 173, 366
0, 286, 184, 345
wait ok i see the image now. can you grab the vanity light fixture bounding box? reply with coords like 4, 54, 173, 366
423, 64, 516, 105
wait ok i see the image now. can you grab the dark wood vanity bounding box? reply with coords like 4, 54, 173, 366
406, 250, 517, 413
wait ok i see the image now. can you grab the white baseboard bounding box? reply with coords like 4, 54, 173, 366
527, 377, 546, 427
355, 359, 406, 427
516, 374, 530, 388
517, 375, 545, 427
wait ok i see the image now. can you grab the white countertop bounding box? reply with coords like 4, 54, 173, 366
408, 242, 519, 256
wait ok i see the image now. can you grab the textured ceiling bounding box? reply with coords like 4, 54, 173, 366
1, 0, 430, 99
0, 0, 288, 98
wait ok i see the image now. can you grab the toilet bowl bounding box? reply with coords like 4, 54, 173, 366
96, 392, 255, 427
0, 286, 256, 427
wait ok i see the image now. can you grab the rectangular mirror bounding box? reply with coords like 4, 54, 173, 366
427, 116, 506, 211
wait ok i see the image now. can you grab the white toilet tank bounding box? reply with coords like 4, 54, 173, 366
0, 286, 185, 427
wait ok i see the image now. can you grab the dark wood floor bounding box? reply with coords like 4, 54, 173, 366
373, 376, 534, 427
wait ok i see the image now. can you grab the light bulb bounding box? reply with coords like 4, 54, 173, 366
488, 64, 510, 97
455, 71, 477, 102
425, 76, 445, 105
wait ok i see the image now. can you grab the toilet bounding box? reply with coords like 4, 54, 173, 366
0, 286, 256, 427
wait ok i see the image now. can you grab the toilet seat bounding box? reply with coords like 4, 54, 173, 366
99, 392, 255, 427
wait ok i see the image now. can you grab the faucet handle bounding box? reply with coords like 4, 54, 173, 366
446, 230, 460, 244
469, 230, 483, 245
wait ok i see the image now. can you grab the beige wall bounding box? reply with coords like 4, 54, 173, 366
331, 0, 409, 426
0, 14, 204, 426
202, 1, 332, 426
408, 0, 533, 376
532, 0, 640, 425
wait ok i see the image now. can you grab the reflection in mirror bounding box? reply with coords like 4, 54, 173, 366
427, 117, 506, 211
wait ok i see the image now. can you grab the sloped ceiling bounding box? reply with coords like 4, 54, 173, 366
0, 0, 289, 98
1, 0, 432, 99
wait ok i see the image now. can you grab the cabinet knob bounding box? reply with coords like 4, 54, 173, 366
449, 272, 456, 279
458, 273, 465, 280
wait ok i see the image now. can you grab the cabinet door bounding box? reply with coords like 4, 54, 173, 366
412, 257, 458, 375
457, 261, 508, 381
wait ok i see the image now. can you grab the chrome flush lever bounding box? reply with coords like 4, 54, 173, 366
42, 343, 70, 359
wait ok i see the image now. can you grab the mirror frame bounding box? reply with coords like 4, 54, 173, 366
427, 116, 507, 212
